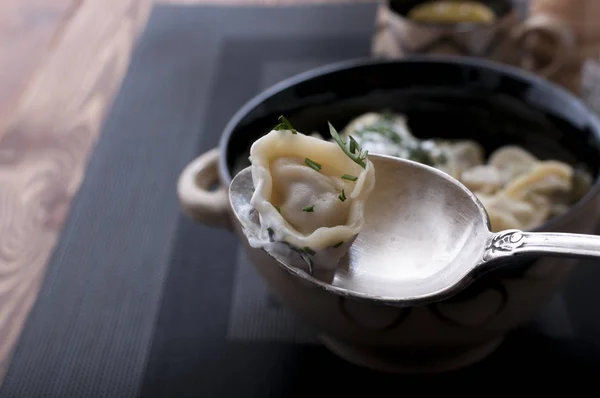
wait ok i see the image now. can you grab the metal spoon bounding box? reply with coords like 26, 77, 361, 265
229, 153, 600, 306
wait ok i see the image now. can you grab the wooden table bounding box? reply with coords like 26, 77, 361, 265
0, 0, 371, 385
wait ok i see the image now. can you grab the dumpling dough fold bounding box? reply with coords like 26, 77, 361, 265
248, 129, 375, 271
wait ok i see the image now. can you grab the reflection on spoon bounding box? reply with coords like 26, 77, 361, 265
229, 154, 600, 306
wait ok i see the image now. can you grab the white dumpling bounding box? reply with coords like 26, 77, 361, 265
435, 139, 485, 179
476, 192, 551, 232
488, 146, 538, 181
477, 193, 527, 231
340, 112, 429, 160
460, 164, 504, 194
476, 160, 573, 232
248, 128, 376, 272
502, 160, 573, 199
342, 112, 382, 135
270, 158, 351, 235
342, 112, 412, 142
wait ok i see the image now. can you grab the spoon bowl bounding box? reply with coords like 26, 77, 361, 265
230, 153, 600, 306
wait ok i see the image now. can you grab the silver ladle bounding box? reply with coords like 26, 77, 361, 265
229, 153, 600, 306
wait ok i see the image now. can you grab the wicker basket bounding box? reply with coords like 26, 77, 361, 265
372, 0, 600, 97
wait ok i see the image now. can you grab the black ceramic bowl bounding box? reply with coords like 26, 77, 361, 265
178, 56, 600, 372
219, 56, 600, 233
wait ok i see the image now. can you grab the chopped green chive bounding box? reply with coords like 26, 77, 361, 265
338, 189, 346, 202
305, 158, 322, 171
283, 242, 313, 274
381, 109, 395, 121
349, 136, 359, 154
328, 122, 367, 168
333, 241, 344, 248
341, 174, 358, 181
302, 205, 314, 212
273, 115, 297, 134
274, 205, 281, 213
303, 247, 316, 256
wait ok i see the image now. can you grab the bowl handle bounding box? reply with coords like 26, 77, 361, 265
177, 148, 231, 230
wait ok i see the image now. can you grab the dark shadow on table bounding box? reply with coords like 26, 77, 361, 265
277, 328, 600, 395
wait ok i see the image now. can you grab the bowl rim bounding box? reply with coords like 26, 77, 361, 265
219, 54, 600, 235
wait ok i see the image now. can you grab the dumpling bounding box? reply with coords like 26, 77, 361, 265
340, 112, 417, 159
269, 157, 351, 235
488, 146, 538, 181
502, 160, 573, 199
460, 165, 504, 194
460, 146, 539, 194
476, 192, 551, 232
248, 121, 376, 273
435, 139, 485, 179
342, 112, 413, 142
341, 112, 448, 166
476, 160, 573, 232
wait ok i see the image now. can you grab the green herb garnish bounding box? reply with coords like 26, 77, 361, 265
305, 158, 322, 171
381, 109, 395, 121
328, 122, 368, 168
282, 242, 313, 274
274, 205, 281, 213
273, 115, 297, 134
302, 205, 314, 212
333, 241, 344, 248
341, 174, 357, 181
436, 152, 448, 165
349, 136, 358, 154
303, 247, 316, 256
356, 116, 403, 145
338, 189, 346, 202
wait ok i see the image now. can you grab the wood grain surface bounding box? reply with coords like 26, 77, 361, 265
0, 0, 152, 383
0, 0, 366, 386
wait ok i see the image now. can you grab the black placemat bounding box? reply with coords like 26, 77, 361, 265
2, 3, 600, 397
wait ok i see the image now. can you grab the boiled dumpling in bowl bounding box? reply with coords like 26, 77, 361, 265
433, 139, 485, 180
474, 156, 575, 231
340, 112, 448, 165
248, 119, 375, 272
460, 146, 540, 195
488, 146, 539, 181
502, 160, 573, 199
476, 192, 552, 231
338, 110, 593, 233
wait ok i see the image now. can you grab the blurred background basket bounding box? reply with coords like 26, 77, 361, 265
373, 0, 600, 100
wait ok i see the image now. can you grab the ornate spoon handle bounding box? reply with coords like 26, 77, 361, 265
482, 229, 600, 263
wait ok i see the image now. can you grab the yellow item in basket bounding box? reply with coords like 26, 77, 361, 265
408, 0, 496, 24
